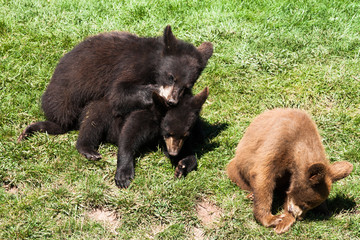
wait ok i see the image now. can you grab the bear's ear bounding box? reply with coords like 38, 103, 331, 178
152, 91, 168, 114
329, 161, 353, 182
191, 87, 209, 110
197, 42, 213, 67
163, 25, 177, 55
308, 163, 327, 186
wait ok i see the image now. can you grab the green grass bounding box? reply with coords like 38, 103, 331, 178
1, 0, 359, 239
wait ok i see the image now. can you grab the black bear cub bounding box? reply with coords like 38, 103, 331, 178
77, 88, 209, 188
18, 26, 213, 141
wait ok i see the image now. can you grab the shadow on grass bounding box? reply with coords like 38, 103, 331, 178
194, 120, 229, 159
306, 193, 358, 221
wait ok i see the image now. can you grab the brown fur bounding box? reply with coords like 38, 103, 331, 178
227, 108, 353, 234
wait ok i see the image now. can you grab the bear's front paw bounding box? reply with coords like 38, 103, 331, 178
174, 163, 187, 178
174, 157, 197, 178
114, 166, 134, 188
261, 214, 284, 228
274, 213, 296, 234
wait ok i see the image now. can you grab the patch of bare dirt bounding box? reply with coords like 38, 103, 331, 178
146, 224, 167, 239
193, 227, 205, 240
196, 199, 223, 228
87, 208, 119, 234
3, 184, 18, 194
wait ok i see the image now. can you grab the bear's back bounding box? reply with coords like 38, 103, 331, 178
50, 31, 162, 86
235, 108, 327, 173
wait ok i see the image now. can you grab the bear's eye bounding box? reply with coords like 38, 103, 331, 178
168, 74, 175, 83
300, 204, 307, 211
164, 133, 171, 138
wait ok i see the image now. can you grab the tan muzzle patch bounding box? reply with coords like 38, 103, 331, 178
159, 85, 175, 102
287, 198, 304, 219
164, 137, 184, 156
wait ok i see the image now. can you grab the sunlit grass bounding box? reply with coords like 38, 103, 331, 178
1, 0, 359, 239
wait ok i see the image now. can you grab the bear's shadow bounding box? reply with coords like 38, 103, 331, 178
194, 119, 229, 159
307, 193, 358, 221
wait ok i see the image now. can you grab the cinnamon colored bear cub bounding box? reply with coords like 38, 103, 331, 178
77, 88, 209, 188
227, 108, 353, 234
18, 26, 213, 141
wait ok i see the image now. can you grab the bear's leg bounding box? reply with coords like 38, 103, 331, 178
274, 196, 296, 234
252, 173, 283, 228
76, 122, 104, 161
114, 111, 160, 188
226, 158, 252, 191
174, 155, 197, 178
17, 121, 68, 142
110, 83, 159, 117
76, 100, 116, 161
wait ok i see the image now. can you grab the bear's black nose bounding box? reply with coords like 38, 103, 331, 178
167, 99, 177, 106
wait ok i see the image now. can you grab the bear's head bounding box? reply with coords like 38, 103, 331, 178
156, 26, 213, 107
160, 87, 209, 156
286, 161, 353, 219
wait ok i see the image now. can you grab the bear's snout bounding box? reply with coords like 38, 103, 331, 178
287, 198, 304, 219
166, 98, 178, 106
158, 85, 182, 107
164, 137, 184, 156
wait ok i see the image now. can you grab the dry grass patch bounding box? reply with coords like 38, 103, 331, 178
196, 198, 223, 228
86, 208, 119, 234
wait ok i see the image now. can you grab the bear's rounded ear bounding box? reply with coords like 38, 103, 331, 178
197, 42, 213, 67
329, 161, 353, 182
308, 163, 327, 186
192, 87, 209, 109
163, 25, 177, 55
152, 91, 168, 114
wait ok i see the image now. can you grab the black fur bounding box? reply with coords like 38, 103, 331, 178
76, 88, 209, 188
18, 26, 213, 141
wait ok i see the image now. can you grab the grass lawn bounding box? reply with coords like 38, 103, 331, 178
1, 0, 359, 239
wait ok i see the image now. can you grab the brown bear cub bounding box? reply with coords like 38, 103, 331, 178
227, 108, 353, 234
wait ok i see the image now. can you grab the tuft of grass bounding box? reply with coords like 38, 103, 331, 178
1, 0, 359, 239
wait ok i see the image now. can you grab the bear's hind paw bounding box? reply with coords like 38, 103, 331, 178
78, 147, 102, 161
